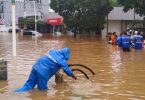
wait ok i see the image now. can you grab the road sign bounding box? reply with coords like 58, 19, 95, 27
47, 18, 62, 25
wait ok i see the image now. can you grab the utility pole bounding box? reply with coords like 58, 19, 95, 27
11, 0, 16, 57
48, 0, 50, 13
133, 8, 136, 29
23, 0, 26, 17
33, 0, 37, 31
38, 0, 42, 20
107, 14, 108, 34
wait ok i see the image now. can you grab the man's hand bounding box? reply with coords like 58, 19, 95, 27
72, 75, 77, 80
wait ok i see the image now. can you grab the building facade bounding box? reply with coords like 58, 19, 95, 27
102, 7, 144, 39
2, 0, 51, 26
1, 2, 144, 36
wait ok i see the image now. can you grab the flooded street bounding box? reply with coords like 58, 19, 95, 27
0, 33, 145, 100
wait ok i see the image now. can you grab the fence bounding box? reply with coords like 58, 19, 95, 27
0, 59, 7, 80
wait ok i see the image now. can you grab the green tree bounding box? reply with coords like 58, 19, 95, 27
111, 0, 118, 6
50, 0, 113, 34
19, 17, 35, 25
117, 0, 145, 16
37, 20, 45, 25
19, 17, 45, 29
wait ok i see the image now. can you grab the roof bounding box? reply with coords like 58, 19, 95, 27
108, 7, 144, 21
42, 12, 63, 22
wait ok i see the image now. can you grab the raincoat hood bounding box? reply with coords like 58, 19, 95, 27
48, 47, 70, 62
60, 47, 70, 60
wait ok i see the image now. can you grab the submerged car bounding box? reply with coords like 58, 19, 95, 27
23, 30, 42, 36
8, 29, 21, 33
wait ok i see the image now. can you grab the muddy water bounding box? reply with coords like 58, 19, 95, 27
0, 33, 145, 100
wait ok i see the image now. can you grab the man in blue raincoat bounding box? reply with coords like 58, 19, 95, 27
116, 33, 122, 47
121, 32, 131, 51
132, 32, 143, 49
15, 47, 77, 92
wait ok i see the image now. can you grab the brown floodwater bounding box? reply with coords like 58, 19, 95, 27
0, 33, 145, 100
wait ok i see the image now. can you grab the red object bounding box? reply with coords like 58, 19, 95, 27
0, 19, 4, 25
47, 18, 62, 25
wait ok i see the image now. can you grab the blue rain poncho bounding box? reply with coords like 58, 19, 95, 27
116, 36, 122, 47
132, 35, 143, 49
122, 35, 130, 49
15, 48, 74, 92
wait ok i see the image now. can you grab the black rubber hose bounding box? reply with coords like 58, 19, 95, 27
68, 64, 95, 75
71, 68, 89, 79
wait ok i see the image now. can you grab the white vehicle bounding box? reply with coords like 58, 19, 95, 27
54, 31, 62, 36
0, 25, 9, 33
23, 30, 42, 36
31, 31, 42, 36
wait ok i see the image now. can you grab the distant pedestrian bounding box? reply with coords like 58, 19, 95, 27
132, 32, 143, 49
121, 32, 131, 51
111, 32, 116, 45
116, 33, 122, 47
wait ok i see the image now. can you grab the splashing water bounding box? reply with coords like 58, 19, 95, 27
68, 78, 100, 96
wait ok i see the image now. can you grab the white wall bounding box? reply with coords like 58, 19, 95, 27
108, 20, 121, 33
102, 20, 121, 40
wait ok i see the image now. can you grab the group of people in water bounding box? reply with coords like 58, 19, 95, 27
108, 30, 145, 51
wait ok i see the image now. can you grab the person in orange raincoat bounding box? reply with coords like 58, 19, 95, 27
111, 32, 116, 45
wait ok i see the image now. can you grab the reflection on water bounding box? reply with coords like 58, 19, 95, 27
0, 33, 145, 100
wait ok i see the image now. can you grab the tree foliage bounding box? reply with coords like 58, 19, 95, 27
37, 20, 45, 25
19, 17, 45, 25
19, 17, 45, 30
111, 0, 118, 6
50, 0, 113, 33
19, 17, 35, 25
117, 0, 145, 16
